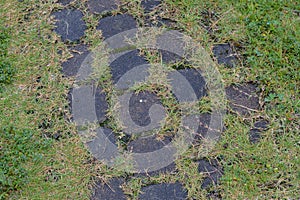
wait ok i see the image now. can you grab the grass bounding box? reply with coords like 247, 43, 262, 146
1, 0, 299, 199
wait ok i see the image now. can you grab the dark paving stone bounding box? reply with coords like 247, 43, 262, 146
129, 134, 176, 177
198, 158, 223, 189
95, 86, 109, 123
127, 135, 173, 153
61, 44, 89, 77
141, 0, 161, 13
249, 120, 269, 144
129, 91, 161, 127
87, 0, 119, 14
110, 50, 149, 84
140, 162, 177, 177
52, 9, 87, 42
212, 43, 237, 67
139, 182, 187, 200
178, 68, 207, 100
249, 128, 261, 144
97, 14, 137, 39
102, 127, 118, 145
254, 120, 269, 130
194, 113, 211, 142
57, 0, 73, 6
91, 178, 126, 200
159, 49, 183, 64
226, 83, 260, 116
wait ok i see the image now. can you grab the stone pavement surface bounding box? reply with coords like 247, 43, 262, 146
51, 0, 268, 199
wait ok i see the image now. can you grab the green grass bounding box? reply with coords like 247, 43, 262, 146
0, 1, 92, 199
1, 0, 299, 199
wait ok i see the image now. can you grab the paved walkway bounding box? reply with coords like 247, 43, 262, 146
51, 0, 267, 199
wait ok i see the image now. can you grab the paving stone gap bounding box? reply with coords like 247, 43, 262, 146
87, 0, 119, 14
61, 44, 90, 77
138, 182, 187, 200
197, 158, 223, 189
97, 14, 137, 39
212, 43, 238, 67
226, 83, 260, 116
52, 9, 86, 42
91, 178, 126, 200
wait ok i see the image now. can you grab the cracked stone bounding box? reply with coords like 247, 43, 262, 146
213, 43, 237, 67
139, 182, 187, 200
226, 83, 260, 116
91, 178, 126, 200
87, 0, 119, 14
52, 9, 86, 42
198, 158, 223, 189
61, 44, 89, 77
97, 14, 137, 39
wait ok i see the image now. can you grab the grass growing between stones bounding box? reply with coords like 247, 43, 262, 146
156, 0, 299, 198
1, 0, 299, 199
